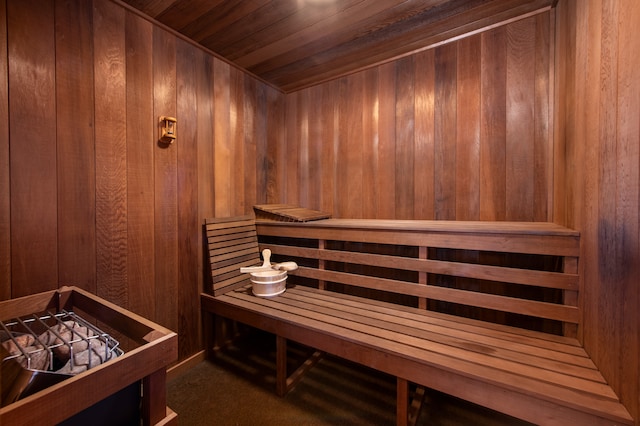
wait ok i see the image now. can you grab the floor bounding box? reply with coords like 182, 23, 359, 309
167, 329, 533, 426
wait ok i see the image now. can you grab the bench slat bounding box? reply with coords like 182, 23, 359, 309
206, 290, 631, 424
225, 288, 615, 400
282, 287, 597, 371
294, 266, 579, 323
276, 290, 602, 382
293, 285, 587, 353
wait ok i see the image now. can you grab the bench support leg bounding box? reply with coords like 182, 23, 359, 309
276, 335, 324, 397
276, 335, 287, 397
397, 377, 408, 426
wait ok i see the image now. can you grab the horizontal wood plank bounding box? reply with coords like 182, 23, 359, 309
202, 288, 632, 424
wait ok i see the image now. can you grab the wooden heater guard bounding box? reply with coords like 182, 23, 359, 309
0, 286, 178, 425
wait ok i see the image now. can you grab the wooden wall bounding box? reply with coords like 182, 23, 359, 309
276, 12, 553, 222
554, 0, 639, 422
0, 0, 284, 360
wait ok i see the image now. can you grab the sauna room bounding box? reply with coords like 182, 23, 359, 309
0, 0, 638, 425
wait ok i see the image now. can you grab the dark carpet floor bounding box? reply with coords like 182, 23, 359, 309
167, 329, 532, 426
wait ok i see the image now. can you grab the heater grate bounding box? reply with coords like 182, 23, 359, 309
1, 310, 122, 374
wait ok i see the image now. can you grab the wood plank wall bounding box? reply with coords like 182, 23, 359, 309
0, 0, 283, 360
276, 13, 553, 222
555, 0, 639, 422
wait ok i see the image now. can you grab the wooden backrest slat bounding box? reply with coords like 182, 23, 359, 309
257, 220, 580, 257
205, 215, 261, 296
256, 219, 582, 336
294, 267, 579, 324
261, 243, 578, 291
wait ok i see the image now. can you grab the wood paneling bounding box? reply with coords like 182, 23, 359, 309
125, 11, 155, 321
1, 0, 281, 361
0, 0, 9, 300
555, 0, 640, 421
8, 0, 58, 297
176, 39, 200, 359
56, 0, 96, 294
280, 13, 553, 223
120, 0, 554, 92
94, 0, 127, 306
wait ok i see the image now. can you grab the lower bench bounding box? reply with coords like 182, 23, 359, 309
201, 216, 633, 426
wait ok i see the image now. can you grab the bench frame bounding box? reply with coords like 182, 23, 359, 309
201, 215, 633, 426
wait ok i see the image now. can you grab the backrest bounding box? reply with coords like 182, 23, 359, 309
256, 219, 581, 338
205, 215, 261, 296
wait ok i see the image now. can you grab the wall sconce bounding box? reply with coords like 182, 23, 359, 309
159, 116, 177, 144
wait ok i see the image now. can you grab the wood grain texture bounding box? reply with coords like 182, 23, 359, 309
8, 0, 58, 297
125, 10, 155, 320
121, 0, 554, 92
176, 39, 200, 358
94, 0, 127, 307
555, 0, 640, 421
480, 26, 507, 221
153, 26, 178, 332
455, 35, 481, 221
413, 50, 435, 220
213, 58, 231, 217
56, 0, 96, 293
281, 13, 552, 223
395, 56, 415, 220
506, 18, 536, 221
3, 0, 281, 363
0, 0, 9, 300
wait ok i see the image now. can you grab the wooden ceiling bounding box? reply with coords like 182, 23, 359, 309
119, 0, 554, 92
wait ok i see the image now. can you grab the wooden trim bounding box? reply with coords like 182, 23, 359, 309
166, 350, 206, 382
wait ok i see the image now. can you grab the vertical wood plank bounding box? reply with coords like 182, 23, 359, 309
480, 26, 507, 221
534, 12, 551, 222
335, 78, 349, 217
94, 0, 127, 307
596, 0, 619, 389
229, 68, 245, 216
307, 84, 323, 210
176, 40, 200, 358
361, 67, 378, 217
296, 89, 310, 208
196, 50, 215, 221
56, 0, 96, 293
196, 50, 214, 304
395, 56, 415, 220
615, 0, 639, 411
413, 49, 435, 220
0, 0, 10, 300
506, 18, 536, 221
254, 82, 268, 205
320, 80, 337, 214
177, 41, 202, 340
455, 35, 481, 221
284, 91, 299, 206
8, 0, 58, 297
153, 27, 178, 331
345, 74, 364, 218
266, 85, 285, 203
575, 0, 600, 358
125, 11, 155, 320
377, 62, 396, 219
434, 43, 457, 220
244, 76, 260, 211
214, 58, 231, 217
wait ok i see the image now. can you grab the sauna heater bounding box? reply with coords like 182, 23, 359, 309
0, 286, 177, 425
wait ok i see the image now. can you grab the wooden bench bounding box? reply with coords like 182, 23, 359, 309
200, 215, 633, 426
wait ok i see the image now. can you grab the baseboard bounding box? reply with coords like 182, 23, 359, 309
167, 350, 206, 382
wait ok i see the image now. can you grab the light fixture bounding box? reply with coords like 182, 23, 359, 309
159, 116, 177, 144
